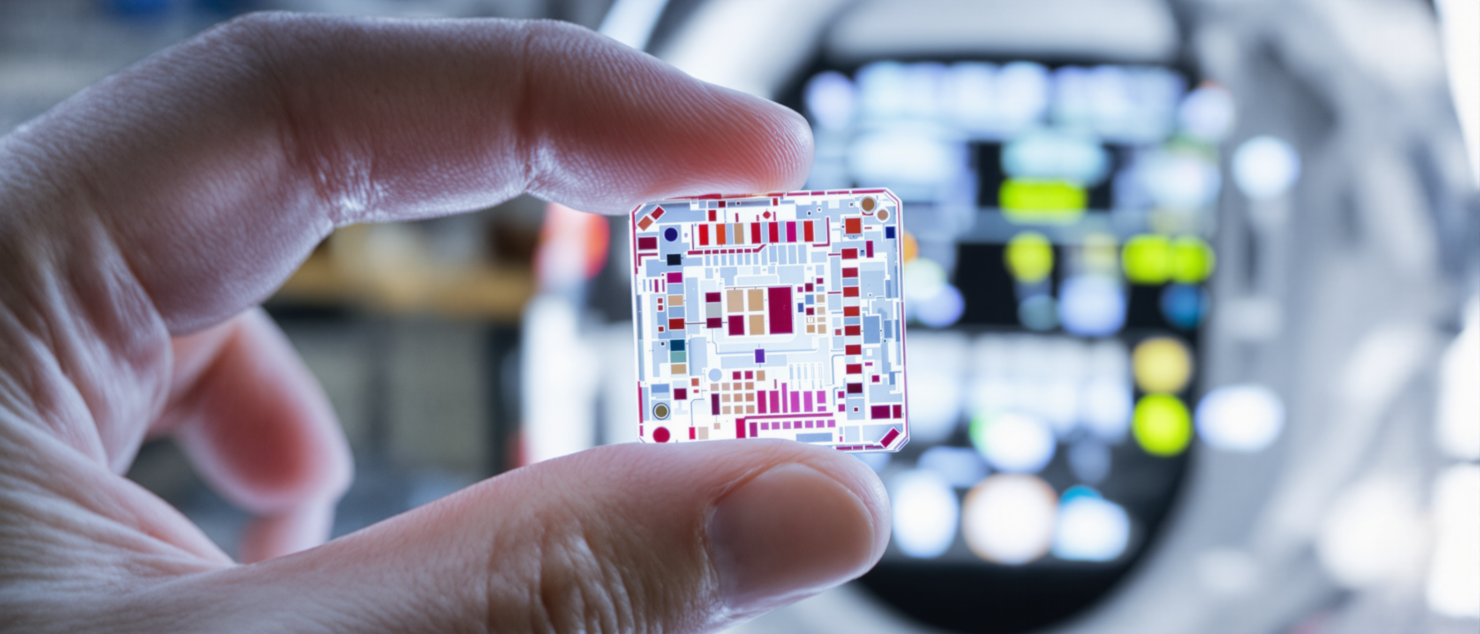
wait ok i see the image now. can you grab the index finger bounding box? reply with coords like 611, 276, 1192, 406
0, 13, 812, 333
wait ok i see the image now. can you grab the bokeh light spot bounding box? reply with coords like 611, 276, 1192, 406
1169, 236, 1215, 283
1160, 284, 1209, 330
1059, 275, 1126, 336
916, 283, 965, 328
1053, 494, 1131, 562
970, 411, 1056, 473
889, 469, 960, 559
1133, 394, 1193, 457
1122, 234, 1171, 284
1232, 135, 1301, 200
903, 258, 947, 301
1132, 337, 1193, 393
962, 474, 1058, 564
1196, 385, 1284, 451
1004, 232, 1054, 283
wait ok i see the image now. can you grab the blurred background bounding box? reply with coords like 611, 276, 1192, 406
2, 0, 1476, 632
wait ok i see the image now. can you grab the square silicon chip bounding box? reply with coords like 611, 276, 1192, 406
629, 189, 909, 452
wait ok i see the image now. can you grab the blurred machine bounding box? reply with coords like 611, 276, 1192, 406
518, 0, 1479, 632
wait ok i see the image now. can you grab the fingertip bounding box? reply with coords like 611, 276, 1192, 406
705, 455, 887, 612
786, 444, 892, 566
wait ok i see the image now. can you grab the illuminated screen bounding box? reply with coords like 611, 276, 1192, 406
782, 58, 1232, 630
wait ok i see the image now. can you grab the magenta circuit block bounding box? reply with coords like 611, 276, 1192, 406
630, 189, 909, 452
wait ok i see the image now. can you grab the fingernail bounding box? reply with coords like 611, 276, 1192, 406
706, 462, 886, 610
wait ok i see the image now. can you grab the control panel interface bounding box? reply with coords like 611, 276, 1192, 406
791, 60, 1225, 566
630, 190, 909, 453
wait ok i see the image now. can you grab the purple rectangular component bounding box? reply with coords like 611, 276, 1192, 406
767, 287, 793, 334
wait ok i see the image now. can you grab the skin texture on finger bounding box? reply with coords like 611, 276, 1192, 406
0, 11, 810, 470
160, 309, 351, 561
2, 13, 812, 334
120, 440, 889, 634
0, 12, 845, 632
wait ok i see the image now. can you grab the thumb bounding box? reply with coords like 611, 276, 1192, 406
144, 440, 890, 632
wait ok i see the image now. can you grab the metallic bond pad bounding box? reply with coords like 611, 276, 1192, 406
630, 189, 909, 452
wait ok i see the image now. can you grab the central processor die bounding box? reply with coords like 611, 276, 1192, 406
629, 189, 908, 452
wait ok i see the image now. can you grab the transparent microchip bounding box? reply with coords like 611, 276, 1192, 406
630, 189, 909, 452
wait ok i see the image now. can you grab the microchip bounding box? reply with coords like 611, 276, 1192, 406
630, 189, 909, 452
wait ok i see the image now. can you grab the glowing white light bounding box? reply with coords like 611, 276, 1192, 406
1002, 131, 1110, 186
962, 474, 1057, 564
522, 296, 598, 462
1085, 338, 1131, 378
1080, 377, 1133, 441
1232, 136, 1301, 200
856, 61, 909, 120
1053, 495, 1131, 562
899, 62, 946, 119
1178, 84, 1236, 143
916, 283, 965, 328
945, 62, 998, 135
1195, 385, 1285, 452
1086, 65, 1133, 139
1059, 275, 1126, 337
996, 62, 1051, 133
919, 445, 988, 488
905, 334, 967, 445
1317, 478, 1428, 588
1119, 66, 1184, 143
890, 469, 960, 559
804, 71, 856, 130
1436, 298, 1479, 460
1427, 464, 1480, 618
976, 412, 1056, 473
1037, 379, 1081, 436
903, 258, 947, 301
850, 131, 965, 186
1053, 66, 1094, 129
1142, 150, 1221, 210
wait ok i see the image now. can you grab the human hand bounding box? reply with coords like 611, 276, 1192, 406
0, 13, 888, 632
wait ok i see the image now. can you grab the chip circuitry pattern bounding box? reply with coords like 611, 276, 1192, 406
630, 189, 908, 452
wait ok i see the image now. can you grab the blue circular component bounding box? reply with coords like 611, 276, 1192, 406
1058, 275, 1126, 337
1160, 284, 1208, 330
914, 284, 965, 328
664, 227, 679, 241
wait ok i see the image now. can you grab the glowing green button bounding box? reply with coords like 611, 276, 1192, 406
1000, 179, 1086, 224
1005, 232, 1054, 283
1133, 394, 1192, 457
1170, 236, 1216, 283
1122, 234, 1171, 285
